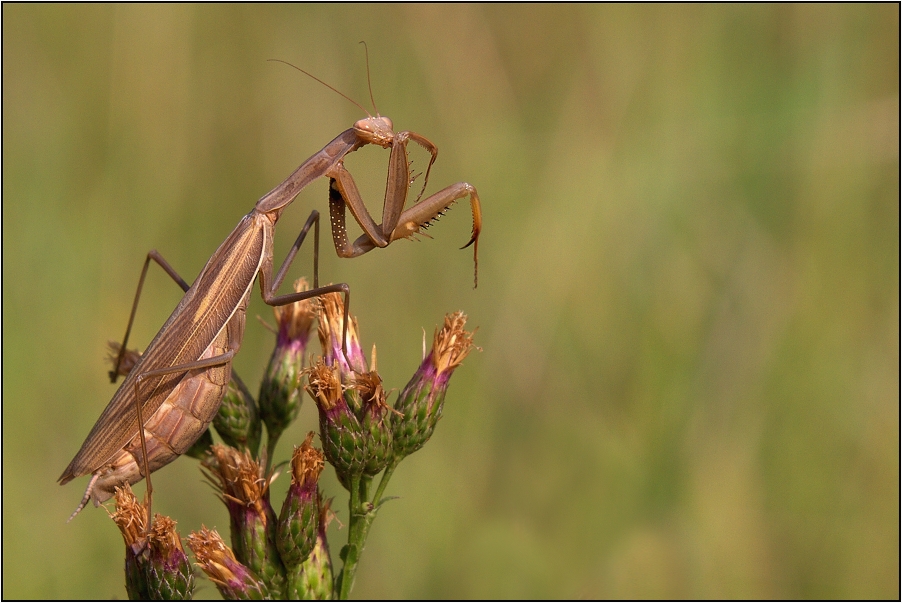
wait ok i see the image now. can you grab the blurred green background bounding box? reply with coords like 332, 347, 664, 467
3, 4, 898, 599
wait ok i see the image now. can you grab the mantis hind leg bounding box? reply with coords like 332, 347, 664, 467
110, 250, 191, 382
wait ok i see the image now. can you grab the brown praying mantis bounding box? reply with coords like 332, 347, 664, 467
58, 58, 482, 524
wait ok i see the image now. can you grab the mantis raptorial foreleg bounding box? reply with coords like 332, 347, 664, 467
323, 126, 480, 286
329, 163, 482, 284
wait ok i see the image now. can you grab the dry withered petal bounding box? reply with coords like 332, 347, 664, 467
431, 311, 477, 373
110, 484, 148, 549
288, 432, 326, 489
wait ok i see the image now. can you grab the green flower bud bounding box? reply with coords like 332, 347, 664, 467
214, 374, 262, 457
313, 292, 394, 479
287, 497, 335, 600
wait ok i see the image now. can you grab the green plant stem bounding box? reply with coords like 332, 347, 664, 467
371, 459, 399, 505
264, 432, 280, 473
336, 474, 362, 599
335, 464, 400, 600
360, 475, 372, 505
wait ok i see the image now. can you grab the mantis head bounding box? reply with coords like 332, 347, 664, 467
353, 116, 394, 148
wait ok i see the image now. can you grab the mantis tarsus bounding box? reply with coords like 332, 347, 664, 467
58, 59, 483, 526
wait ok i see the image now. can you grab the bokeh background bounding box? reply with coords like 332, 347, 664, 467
3, 4, 898, 599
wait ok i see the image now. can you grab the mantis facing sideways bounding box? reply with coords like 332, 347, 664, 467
58, 58, 482, 523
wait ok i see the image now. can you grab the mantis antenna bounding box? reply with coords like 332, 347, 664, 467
358, 41, 380, 116
267, 58, 373, 116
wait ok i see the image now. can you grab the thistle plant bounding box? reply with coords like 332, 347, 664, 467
100, 283, 477, 600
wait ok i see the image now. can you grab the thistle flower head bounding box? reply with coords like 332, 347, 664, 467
392, 311, 476, 461
273, 278, 317, 348
111, 486, 195, 600
144, 515, 196, 600
259, 278, 317, 454
202, 445, 285, 596
187, 527, 272, 600
305, 359, 367, 484
352, 370, 393, 476
277, 433, 325, 570
316, 291, 367, 375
